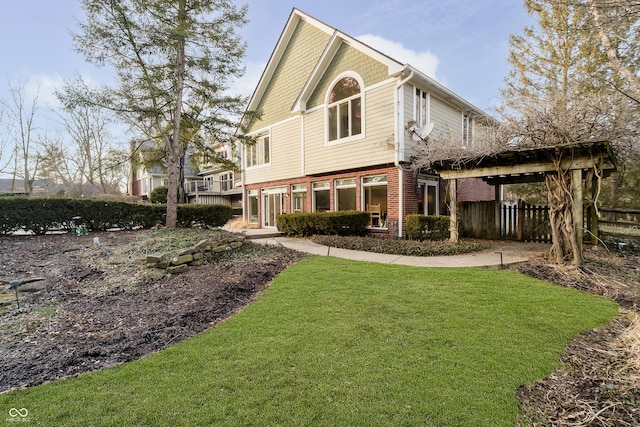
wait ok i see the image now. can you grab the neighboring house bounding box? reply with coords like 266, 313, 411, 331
130, 140, 242, 208
129, 140, 200, 200
240, 8, 495, 237
0, 178, 67, 196
184, 142, 243, 208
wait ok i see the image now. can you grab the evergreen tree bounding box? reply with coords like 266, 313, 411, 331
63, 0, 250, 227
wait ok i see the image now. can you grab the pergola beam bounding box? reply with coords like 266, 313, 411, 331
435, 157, 614, 180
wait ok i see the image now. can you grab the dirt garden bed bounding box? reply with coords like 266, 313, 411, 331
0, 229, 305, 393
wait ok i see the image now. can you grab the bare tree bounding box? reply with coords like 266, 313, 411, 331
1, 81, 41, 193
60, 104, 121, 194
0, 106, 14, 174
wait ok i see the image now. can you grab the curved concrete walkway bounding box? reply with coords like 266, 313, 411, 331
240, 229, 548, 268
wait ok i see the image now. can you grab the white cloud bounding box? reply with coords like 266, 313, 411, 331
24, 73, 66, 109
356, 34, 440, 80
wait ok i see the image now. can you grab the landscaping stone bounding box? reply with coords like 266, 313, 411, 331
142, 236, 245, 276
171, 254, 194, 266
193, 239, 211, 252
167, 264, 189, 274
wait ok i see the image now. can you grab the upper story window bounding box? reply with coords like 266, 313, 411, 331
415, 88, 429, 127
462, 114, 474, 147
327, 75, 362, 143
247, 133, 270, 168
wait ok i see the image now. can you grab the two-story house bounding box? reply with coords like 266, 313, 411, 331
241, 8, 494, 237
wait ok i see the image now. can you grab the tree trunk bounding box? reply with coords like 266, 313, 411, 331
165, 0, 187, 228
545, 169, 582, 265
586, 0, 640, 103
448, 179, 459, 243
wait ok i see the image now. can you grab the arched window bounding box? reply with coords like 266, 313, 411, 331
327, 75, 362, 142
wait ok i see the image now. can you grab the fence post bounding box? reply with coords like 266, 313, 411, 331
517, 199, 524, 241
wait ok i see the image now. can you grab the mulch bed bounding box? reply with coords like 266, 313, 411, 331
0, 230, 305, 393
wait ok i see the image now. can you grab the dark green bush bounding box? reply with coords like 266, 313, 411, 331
176, 204, 233, 228
405, 215, 450, 241
311, 235, 489, 256
277, 211, 370, 237
0, 197, 232, 234
150, 186, 169, 204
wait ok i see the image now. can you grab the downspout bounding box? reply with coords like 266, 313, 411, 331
395, 69, 413, 238
240, 140, 247, 223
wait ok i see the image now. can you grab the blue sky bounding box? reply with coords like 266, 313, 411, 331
0, 0, 533, 123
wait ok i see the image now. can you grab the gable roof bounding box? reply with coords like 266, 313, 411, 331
246, 8, 489, 125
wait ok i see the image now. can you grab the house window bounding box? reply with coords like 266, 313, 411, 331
220, 172, 233, 192
415, 88, 429, 127
291, 184, 307, 213
417, 180, 439, 216
362, 175, 388, 228
335, 178, 356, 211
247, 189, 259, 223
327, 75, 362, 142
247, 134, 270, 167
312, 181, 330, 212
462, 114, 473, 147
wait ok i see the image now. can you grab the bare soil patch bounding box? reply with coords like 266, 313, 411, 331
0, 229, 305, 393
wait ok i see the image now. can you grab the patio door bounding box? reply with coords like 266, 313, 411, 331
262, 187, 285, 228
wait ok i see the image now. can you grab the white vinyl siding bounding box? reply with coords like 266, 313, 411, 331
430, 95, 463, 143
244, 118, 303, 185
402, 84, 418, 161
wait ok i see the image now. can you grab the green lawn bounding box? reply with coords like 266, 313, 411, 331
0, 257, 617, 426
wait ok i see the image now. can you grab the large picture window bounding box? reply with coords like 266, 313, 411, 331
328, 76, 362, 142
335, 178, 356, 211
312, 181, 330, 212
362, 175, 387, 228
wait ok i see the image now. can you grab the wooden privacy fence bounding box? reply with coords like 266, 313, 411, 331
459, 200, 551, 242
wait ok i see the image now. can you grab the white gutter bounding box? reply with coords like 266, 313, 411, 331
395, 69, 413, 238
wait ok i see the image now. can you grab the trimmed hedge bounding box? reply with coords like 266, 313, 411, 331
405, 214, 450, 241
277, 211, 369, 237
176, 204, 233, 228
0, 196, 233, 235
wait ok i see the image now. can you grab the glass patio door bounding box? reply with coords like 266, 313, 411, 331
262, 189, 285, 228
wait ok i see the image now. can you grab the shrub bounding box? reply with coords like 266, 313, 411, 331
150, 186, 169, 204
176, 204, 233, 228
0, 197, 230, 233
277, 211, 370, 237
311, 235, 489, 256
405, 214, 450, 241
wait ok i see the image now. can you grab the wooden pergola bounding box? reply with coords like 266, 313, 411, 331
429, 141, 618, 257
